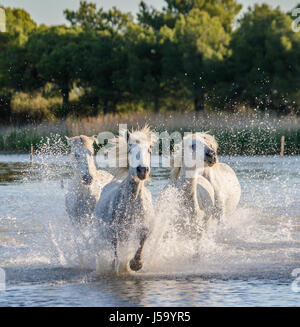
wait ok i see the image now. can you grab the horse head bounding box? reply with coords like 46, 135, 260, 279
115, 126, 158, 183
66, 135, 97, 185
172, 133, 218, 180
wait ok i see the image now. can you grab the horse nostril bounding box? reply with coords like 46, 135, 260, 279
137, 166, 146, 173
205, 149, 217, 165
136, 166, 148, 179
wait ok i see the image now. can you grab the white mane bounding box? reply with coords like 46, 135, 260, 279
110, 125, 158, 178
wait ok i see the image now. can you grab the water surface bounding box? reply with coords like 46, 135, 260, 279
0, 154, 300, 306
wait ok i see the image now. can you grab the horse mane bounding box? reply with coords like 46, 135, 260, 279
171, 132, 219, 181
202, 133, 218, 153
108, 125, 158, 179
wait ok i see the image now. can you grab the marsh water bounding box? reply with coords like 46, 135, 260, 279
0, 153, 299, 307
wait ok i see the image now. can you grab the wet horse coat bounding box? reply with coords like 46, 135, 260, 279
94, 126, 157, 272
65, 135, 113, 226
171, 133, 241, 227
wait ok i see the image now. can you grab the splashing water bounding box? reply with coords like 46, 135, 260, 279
0, 137, 300, 306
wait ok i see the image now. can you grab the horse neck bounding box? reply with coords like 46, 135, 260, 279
176, 165, 202, 193
90, 159, 102, 180
121, 175, 145, 201
203, 165, 216, 182
73, 155, 98, 184
176, 165, 203, 217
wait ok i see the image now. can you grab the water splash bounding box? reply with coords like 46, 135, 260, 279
0, 139, 299, 280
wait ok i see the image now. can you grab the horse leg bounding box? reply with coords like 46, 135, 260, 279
129, 228, 148, 272
214, 194, 225, 222
112, 232, 119, 272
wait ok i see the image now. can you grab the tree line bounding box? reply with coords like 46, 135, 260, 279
0, 0, 299, 123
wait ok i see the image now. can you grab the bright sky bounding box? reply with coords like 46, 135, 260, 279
1, 0, 299, 26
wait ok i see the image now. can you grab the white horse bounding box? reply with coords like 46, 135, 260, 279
201, 134, 241, 219
171, 133, 216, 231
173, 133, 241, 223
94, 126, 157, 272
65, 135, 114, 227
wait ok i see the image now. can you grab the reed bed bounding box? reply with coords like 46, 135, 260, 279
0, 112, 299, 155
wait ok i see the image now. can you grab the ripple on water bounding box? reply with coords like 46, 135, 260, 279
0, 154, 299, 306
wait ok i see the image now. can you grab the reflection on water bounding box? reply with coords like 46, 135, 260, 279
2, 268, 300, 307
0, 154, 300, 306
0, 162, 28, 184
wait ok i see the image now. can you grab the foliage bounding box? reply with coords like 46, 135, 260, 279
0, 6, 36, 46
0, 1, 299, 123
174, 9, 230, 111
64, 1, 133, 33
138, 0, 242, 32
227, 4, 300, 113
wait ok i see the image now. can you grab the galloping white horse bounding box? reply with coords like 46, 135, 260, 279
171, 133, 216, 231
201, 134, 241, 219
65, 135, 114, 226
172, 133, 241, 224
94, 126, 157, 272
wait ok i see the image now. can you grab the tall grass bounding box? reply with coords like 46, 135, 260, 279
0, 112, 299, 155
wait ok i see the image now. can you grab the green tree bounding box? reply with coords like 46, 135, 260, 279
137, 1, 176, 31
124, 23, 167, 112
0, 7, 37, 122
138, 0, 241, 32
64, 1, 104, 30
174, 9, 230, 112
104, 7, 134, 33
229, 4, 300, 113
165, 0, 241, 31
0, 7, 36, 45
0, 7, 37, 88
74, 30, 128, 115
64, 1, 133, 33
25, 26, 82, 112
159, 25, 186, 110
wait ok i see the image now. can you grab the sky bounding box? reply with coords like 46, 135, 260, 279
1, 0, 299, 26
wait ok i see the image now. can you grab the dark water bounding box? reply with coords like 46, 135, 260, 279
0, 154, 300, 306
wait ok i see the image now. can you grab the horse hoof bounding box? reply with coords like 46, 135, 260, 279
129, 259, 143, 272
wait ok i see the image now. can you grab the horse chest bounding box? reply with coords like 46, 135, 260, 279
114, 193, 145, 224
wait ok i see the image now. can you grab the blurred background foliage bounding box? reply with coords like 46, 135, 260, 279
0, 0, 299, 124
0, 1, 299, 156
